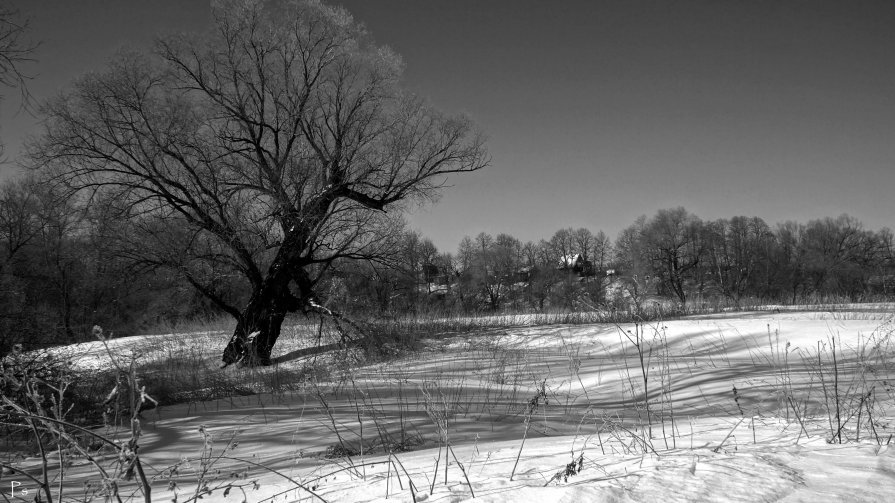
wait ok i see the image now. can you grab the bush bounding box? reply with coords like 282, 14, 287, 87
0, 346, 121, 441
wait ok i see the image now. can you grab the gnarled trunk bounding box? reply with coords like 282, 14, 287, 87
222, 243, 309, 366
222, 293, 288, 366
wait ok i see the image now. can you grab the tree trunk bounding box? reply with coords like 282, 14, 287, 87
222, 292, 288, 367
222, 253, 303, 366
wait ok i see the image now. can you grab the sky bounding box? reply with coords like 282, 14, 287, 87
2, 0, 894, 252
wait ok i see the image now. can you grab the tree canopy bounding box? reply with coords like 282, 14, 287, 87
33, 0, 488, 365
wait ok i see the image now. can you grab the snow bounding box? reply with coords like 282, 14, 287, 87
5, 308, 895, 502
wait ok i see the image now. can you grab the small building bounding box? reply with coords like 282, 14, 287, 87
559, 254, 595, 277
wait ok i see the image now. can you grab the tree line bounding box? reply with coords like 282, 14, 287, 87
3, 169, 892, 357
332, 207, 894, 316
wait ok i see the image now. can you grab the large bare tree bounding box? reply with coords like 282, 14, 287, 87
33, 0, 487, 365
0, 3, 37, 158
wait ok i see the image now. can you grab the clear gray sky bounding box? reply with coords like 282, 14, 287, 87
2, 0, 894, 252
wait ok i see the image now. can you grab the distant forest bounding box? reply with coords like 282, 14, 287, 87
2, 175, 893, 353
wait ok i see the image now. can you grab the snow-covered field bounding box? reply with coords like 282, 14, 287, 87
5, 307, 895, 502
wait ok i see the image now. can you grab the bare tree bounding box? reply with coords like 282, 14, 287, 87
522, 239, 558, 310
493, 233, 522, 309
704, 216, 773, 305
418, 237, 439, 292
33, 0, 487, 366
802, 214, 878, 296
592, 230, 611, 272
0, 3, 37, 157
0, 3, 34, 97
572, 228, 594, 261
616, 209, 703, 305
550, 228, 576, 266
775, 221, 808, 303
0, 176, 42, 273
472, 232, 503, 310
642, 208, 704, 304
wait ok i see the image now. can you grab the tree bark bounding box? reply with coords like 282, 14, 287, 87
221, 232, 308, 366
222, 273, 290, 366
223, 296, 287, 366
